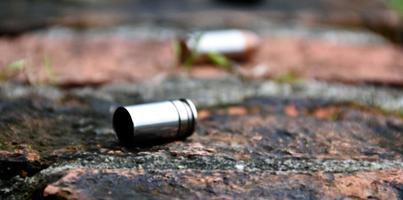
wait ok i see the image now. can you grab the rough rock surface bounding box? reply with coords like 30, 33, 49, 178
42, 169, 403, 200
0, 77, 402, 199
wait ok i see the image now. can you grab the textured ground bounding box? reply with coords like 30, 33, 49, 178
0, 77, 402, 199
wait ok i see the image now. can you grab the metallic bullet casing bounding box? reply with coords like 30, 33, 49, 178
113, 99, 197, 146
177, 29, 260, 63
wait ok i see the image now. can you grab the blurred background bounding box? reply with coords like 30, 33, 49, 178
0, 0, 402, 87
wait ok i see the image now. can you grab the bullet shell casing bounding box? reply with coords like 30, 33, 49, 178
177, 29, 260, 63
187, 30, 258, 54
113, 99, 197, 145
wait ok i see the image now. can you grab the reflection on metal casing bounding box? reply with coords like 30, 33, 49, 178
113, 99, 197, 146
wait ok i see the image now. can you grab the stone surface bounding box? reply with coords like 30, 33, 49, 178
0, 35, 175, 86
247, 37, 403, 85
0, 77, 402, 199
0, 31, 402, 86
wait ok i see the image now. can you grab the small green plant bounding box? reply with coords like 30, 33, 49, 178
183, 33, 203, 70
43, 55, 58, 85
328, 113, 339, 121
390, 0, 403, 15
398, 108, 403, 118
173, 40, 182, 64
1, 55, 58, 85
272, 72, 299, 83
7, 59, 26, 71
206, 52, 231, 70
0, 59, 26, 80
27, 144, 33, 151
176, 33, 233, 70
